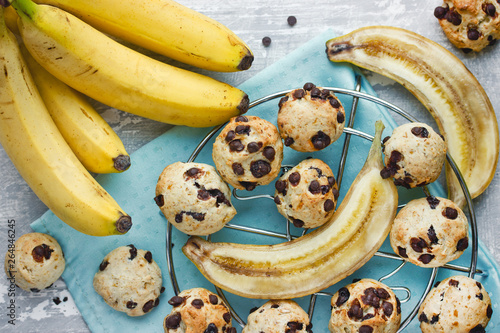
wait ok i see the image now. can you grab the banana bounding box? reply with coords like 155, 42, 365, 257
9, 0, 249, 128
32, 0, 254, 72
183, 121, 398, 299
0, 8, 132, 236
19, 43, 131, 174
326, 26, 499, 208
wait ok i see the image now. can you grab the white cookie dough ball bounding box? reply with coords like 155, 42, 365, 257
212, 115, 283, 191
329, 279, 401, 333
274, 158, 339, 229
5, 232, 65, 292
381, 122, 447, 188
163, 288, 236, 333
277, 82, 345, 152
390, 196, 469, 267
93, 245, 163, 316
418, 276, 493, 332
243, 299, 312, 333
155, 162, 236, 236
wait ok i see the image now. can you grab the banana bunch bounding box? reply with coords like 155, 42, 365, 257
326, 26, 499, 208
0, 8, 132, 236
8, 0, 249, 128
32, 0, 254, 72
183, 121, 398, 299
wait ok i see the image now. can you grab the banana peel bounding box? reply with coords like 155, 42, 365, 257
326, 26, 499, 208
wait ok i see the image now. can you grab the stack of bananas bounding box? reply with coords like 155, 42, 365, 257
0, 0, 253, 236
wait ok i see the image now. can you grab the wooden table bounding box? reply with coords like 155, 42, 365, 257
1, 0, 499, 331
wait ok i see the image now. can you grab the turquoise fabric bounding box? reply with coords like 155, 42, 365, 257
31, 29, 499, 332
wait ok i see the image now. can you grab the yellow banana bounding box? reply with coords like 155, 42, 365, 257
0, 8, 132, 236
326, 26, 499, 208
10, 0, 249, 128
19, 43, 131, 174
183, 121, 398, 299
32, 0, 253, 72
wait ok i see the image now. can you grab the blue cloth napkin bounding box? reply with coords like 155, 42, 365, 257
32, 29, 499, 332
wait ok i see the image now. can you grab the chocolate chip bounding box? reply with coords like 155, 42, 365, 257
362, 313, 375, 321
327, 176, 336, 187
456, 237, 469, 251
143, 300, 155, 313
154, 298, 160, 307
442, 207, 458, 219
348, 299, 363, 319
398, 246, 408, 258
291, 218, 304, 228
380, 168, 392, 179
410, 237, 428, 253
361, 288, 380, 308
411, 126, 429, 138
30, 288, 40, 292
262, 36, 272, 46
168, 296, 185, 307
430, 314, 439, 324
311, 131, 331, 150
419, 312, 429, 323
99, 260, 109, 271
229, 139, 245, 152
337, 111, 345, 124
247, 141, 262, 153
434, 6, 448, 19
223, 312, 231, 323
446, 10, 462, 25
271, 303, 280, 308
470, 324, 486, 333
204, 323, 217, 333
335, 287, 350, 306
235, 116, 248, 122
359, 326, 374, 333
426, 195, 440, 209
175, 212, 183, 223
468, 29, 480, 41
192, 299, 204, 309
165, 313, 181, 329
293, 89, 305, 99
185, 167, 201, 178
250, 160, 271, 178
128, 244, 137, 260
418, 254, 435, 264
303, 82, 315, 91
332, 188, 340, 200
476, 293, 484, 300
160, 287, 165, 294
382, 301, 394, 317
209, 294, 218, 305
154, 194, 164, 207
289, 172, 301, 186
232, 163, 244, 176
396, 298, 401, 314
235, 125, 251, 135
487, 304, 493, 318
32, 244, 53, 263
226, 328, 237, 333
284, 137, 295, 146
225, 130, 235, 142
329, 97, 341, 108
126, 301, 137, 309
484, 3, 496, 16
240, 181, 256, 191
310, 87, 322, 98
428, 225, 439, 245
287, 15, 297, 26
144, 251, 153, 263
263, 146, 276, 161
279, 96, 289, 109
476, 281, 483, 289
320, 89, 331, 99
275, 180, 288, 193
449, 279, 459, 287
324, 199, 335, 212
286, 321, 304, 332
376, 288, 390, 300
308, 180, 321, 194
389, 150, 403, 163
489, 36, 497, 45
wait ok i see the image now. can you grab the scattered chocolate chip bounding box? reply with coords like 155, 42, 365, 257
229, 139, 245, 152
308, 180, 321, 194
430, 314, 440, 324
287, 15, 297, 26
411, 126, 429, 138
154, 298, 160, 307
311, 131, 331, 150
284, 137, 295, 146
232, 163, 244, 176
382, 301, 394, 317
410, 237, 428, 253
434, 6, 448, 19
99, 260, 109, 271
293, 89, 305, 99
456, 237, 469, 251
468, 29, 480, 41
160, 287, 165, 294
165, 312, 182, 329
335, 287, 350, 306
223, 312, 231, 323
192, 299, 204, 309
348, 299, 363, 320
32, 244, 53, 263
144, 251, 153, 263
185, 167, 201, 178
240, 181, 257, 191
262, 36, 272, 46
487, 304, 493, 318
337, 111, 345, 124
426, 196, 440, 209
484, 3, 496, 16
428, 225, 439, 245
53, 297, 62, 305
289, 172, 301, 186
225, 130, 235, 142
442, 207, 458, 219
359, 325, 374, 333
263, 146, 276, 161
128, 244, 138, 260
63, 297, 68, 302
143, 300, 155, 313
247, 141, 262, 153
418, 254, 435, 264
209, 294, 218, 305
324, 199, 335, 212
126, 301, 137, 309
303, 82, 315, 91
250, 160, 271, 178
279, 96, 289, 108
380, 167, 392, 179
398, 246, 408, 258
154, 194, 164, 207
168, 296, 184, 307
419, 312, 429, 323
382, 136, 391, 144
449, 279, 459, 287
249, 306, 259, 313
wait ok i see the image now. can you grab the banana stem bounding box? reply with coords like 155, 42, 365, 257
9, 0, 37, 19
365, 120, 385, 169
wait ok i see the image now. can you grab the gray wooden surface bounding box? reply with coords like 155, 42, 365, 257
1, 0, 499, 332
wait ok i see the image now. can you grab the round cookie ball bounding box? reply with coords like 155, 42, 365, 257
274, 158, 339, 229
277, 82, 345, 152
390, 196, 469, 267
418, 275, 493, 332
93, 245, 162, 316
163, 287, 236, 333
381, 122, 447, 189
212, 115, 283, 191
329, 278, 401, 333
155, 162, 236, 236
434, 0, 500, 52
242, 299, 312, 333
4, 232, 65, 292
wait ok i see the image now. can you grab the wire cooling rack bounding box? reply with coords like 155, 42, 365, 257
164, 75, 479, 332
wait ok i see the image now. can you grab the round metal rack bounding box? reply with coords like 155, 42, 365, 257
165, 75, 480, 332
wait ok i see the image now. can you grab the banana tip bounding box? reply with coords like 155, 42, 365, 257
238, 95, 250, 114
237, 53, 254, 71
0, 0, 11, 8
113, 154, 131, 172
116, 215, 132, 234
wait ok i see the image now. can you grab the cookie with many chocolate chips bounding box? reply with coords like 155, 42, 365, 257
212, 115, 283, 191
164, 288, 236, 333
329, 279, 401, 333
242, 299, 312, 333
390, 196, 469, 268
434, 0, 500, 52
156, 162, 236, 235
277, 82, 345, 152
93, 245, 163, 316
418, 275, 493, 332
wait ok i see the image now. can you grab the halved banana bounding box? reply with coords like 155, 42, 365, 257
183, 121, 398, 299
326, 26, 499, 208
